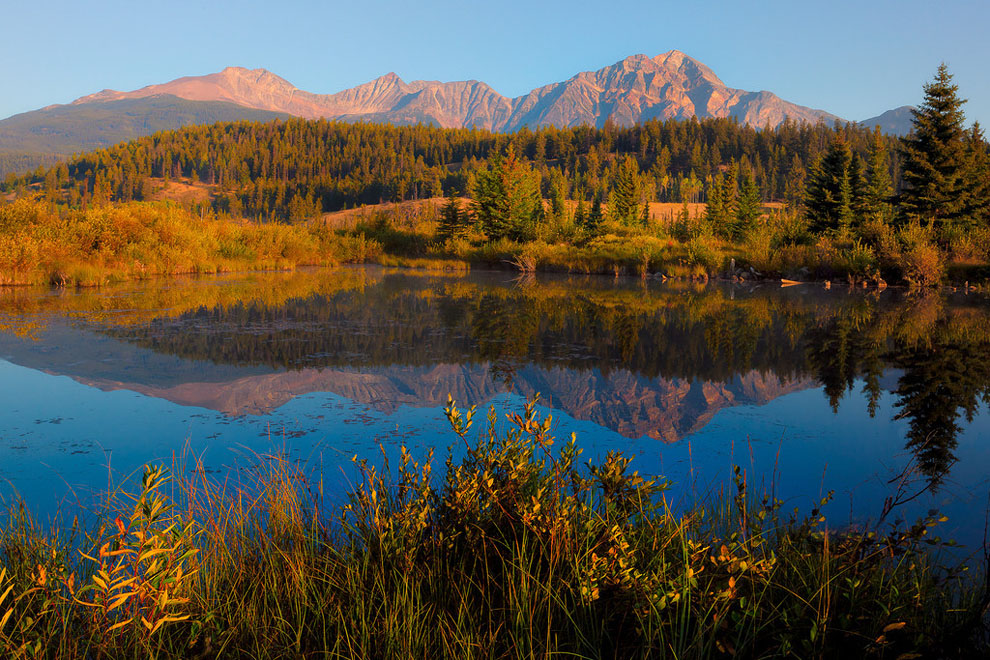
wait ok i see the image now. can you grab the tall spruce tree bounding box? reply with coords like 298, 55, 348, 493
865, 126, 893, 221
573, 198, 588, 228
805, 137, 860, 233
587, 194, 604, 235
705, 173, 725, 226
961, 123, 990, 226
731, 173, 762, 240
437, 189, 468, 241
547, 168, 567, 222
611, 156, 640, 224
898, 64, 971, 231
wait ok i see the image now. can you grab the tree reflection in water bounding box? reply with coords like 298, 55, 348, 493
2, 270, 989, 491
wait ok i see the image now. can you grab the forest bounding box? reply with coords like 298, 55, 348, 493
2, 112, 894, 220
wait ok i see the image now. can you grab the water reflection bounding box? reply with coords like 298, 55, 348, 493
1, 268, 989, 495
804, 293, 990, 488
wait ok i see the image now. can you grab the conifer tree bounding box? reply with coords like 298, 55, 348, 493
471, 146, 542, 241
805, 137, 857, 233
437, 189, 468, 241
731, 173, 761, 240
573, 198, 587, 228
961, 123, 990, 226
705, 173, 724, 227
548, 169, 567, 222
898, 64, 970, 230
587, 194, 603, 234
611, 156, 640, 224
865, 126, 893, 220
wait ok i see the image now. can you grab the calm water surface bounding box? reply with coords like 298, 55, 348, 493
1, 266, 988, 550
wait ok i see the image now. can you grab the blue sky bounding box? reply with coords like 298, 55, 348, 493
3, 0, 988, 126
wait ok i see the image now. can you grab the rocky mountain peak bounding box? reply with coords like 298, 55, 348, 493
61, 52, 844, 131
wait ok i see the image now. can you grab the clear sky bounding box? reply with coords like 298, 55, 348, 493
3, 0, 988, 126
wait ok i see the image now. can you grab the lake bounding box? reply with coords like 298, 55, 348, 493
1, 266, 988, 552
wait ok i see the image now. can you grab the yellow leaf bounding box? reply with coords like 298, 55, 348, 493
158, 614, 190, 624
1, 608, 13, 632
107, 592, 136, 611
107, 617, 134, 633
111, 577, 138, 590
883, 622, 907, 633
139, 547, 172, 563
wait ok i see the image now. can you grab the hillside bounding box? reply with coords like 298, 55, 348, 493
0, 96, 288, 177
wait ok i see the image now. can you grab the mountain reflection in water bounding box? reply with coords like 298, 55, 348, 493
0, 266, 988, 511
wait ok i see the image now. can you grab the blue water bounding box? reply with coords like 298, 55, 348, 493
0, 268, 987, 555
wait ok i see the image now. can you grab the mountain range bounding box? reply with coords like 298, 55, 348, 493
0, 51, 913, 177
72, 52, 843, 131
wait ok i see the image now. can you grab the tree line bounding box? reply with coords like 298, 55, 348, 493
3, 112, 897, 222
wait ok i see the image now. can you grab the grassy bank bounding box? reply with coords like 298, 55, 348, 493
345, 199, 990, 287
1, 399, 986, 658
3, 196, 989, 288
0, 199, 380, 286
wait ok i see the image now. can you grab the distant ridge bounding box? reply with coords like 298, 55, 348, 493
0, 96, 289, 177
67, 52, 844, 131
859, 105, 916, 136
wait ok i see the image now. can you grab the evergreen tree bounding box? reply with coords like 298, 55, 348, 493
587, 194, 604, 234
437, 189, 468, 241
898, 64, 971, 231
704, 173, 725, 228
471, 146, 542, 241
783, 153, 807, 209
865, 126, 893, 220
731, 173, 761, 240
573, 198, 587, 228
849, 153, 867, 216
547, 168, 567, 222
611, 156, 640, 224
837, 158, 854, 234
961, 123, 990, 226
711, 168, 739, 238
805, 137, 856, 233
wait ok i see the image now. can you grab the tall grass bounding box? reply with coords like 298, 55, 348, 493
0, 199, 380, 286
1, 399, 987, 658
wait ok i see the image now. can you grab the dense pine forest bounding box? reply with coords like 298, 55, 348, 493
4, 115, 898, 221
